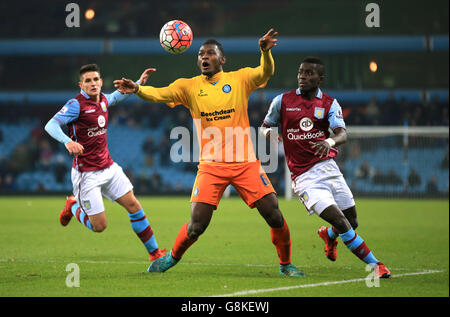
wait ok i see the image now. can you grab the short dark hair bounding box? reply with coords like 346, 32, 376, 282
202, 39, 224, 56
79, 63, 101, 78
301, 56, 325, 76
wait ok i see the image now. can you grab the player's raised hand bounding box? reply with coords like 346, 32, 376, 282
259, 28, 278, 52
65, 141, 84, 156
138, 68, 157, 86
113, 78, 139, 94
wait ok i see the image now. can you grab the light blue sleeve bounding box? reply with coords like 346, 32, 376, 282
105, 79, 140, 107
263, 94, 282, 127
44, 118, 72, 145
328, 99, 346, 130
53, 98, 80, 125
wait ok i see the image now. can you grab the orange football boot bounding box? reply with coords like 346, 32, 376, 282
374, 262, 392, 279
318, 226, 338, 261
149, 248, 168, 261
60, 196, 77, 226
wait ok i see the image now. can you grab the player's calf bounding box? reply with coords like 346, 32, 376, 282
128, 208, 163, 258
187, 221, 208, 239
342, 206, 358, 230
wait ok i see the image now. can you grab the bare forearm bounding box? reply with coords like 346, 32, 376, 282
328, 127, 347, 147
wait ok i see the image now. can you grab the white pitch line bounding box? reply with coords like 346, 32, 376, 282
0, 258, 276, 266
0, 258, 412, 271
208, 270, 444, 297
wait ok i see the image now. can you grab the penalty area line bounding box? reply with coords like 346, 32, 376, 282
207, 270, 444, 297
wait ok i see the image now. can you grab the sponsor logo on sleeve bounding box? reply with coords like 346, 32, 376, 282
58, 106, 69, 115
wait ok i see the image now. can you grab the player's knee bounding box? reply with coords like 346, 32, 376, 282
333, 215, 351, 233
350, 218, 359, 230
124, 196, 142, 213
256, 195, 283, 227
187, 222, 207, 239
266, 210, 284, 228
128, 199, 142, 213
92, 222, 107, 232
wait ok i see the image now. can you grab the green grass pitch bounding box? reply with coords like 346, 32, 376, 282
0, 196, 448, 298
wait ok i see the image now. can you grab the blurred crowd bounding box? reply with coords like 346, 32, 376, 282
345, 95, 449, 126
0, 124, 67, 191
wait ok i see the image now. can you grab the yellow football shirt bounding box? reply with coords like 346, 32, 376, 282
136, 49, 274, 164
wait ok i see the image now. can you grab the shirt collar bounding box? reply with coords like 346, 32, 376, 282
201, 71, 223, 84
80, 89, 104, 100
296, 88, 323, 99
80, 89, 90, 99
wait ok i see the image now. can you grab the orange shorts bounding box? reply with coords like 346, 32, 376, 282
190, 160, 276, 209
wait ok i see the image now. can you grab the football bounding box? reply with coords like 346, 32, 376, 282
159, 20, 193, 54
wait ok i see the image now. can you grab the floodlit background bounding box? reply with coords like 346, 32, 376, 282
0, 0, 448, 198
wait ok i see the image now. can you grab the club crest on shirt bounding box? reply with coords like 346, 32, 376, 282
222, 84, 231, 93
100, 101, 107, 112
314, 107, 325, 119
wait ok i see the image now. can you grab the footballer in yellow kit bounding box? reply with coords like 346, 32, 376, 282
124, 41, 275, 207
114, 29, 305, 277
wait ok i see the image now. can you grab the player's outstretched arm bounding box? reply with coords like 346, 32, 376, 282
114, 69, 181, 105
114, 78, 140, 94
250, 28, 278, 87
107, 68, 157, 106
137, 68, 156, 86
259, 28, 278, 52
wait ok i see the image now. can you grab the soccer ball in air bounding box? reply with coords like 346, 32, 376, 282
159, 20, 193, 54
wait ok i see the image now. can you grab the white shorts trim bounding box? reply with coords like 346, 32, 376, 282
71, 162, 133, 216
292, 159, 355, 216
